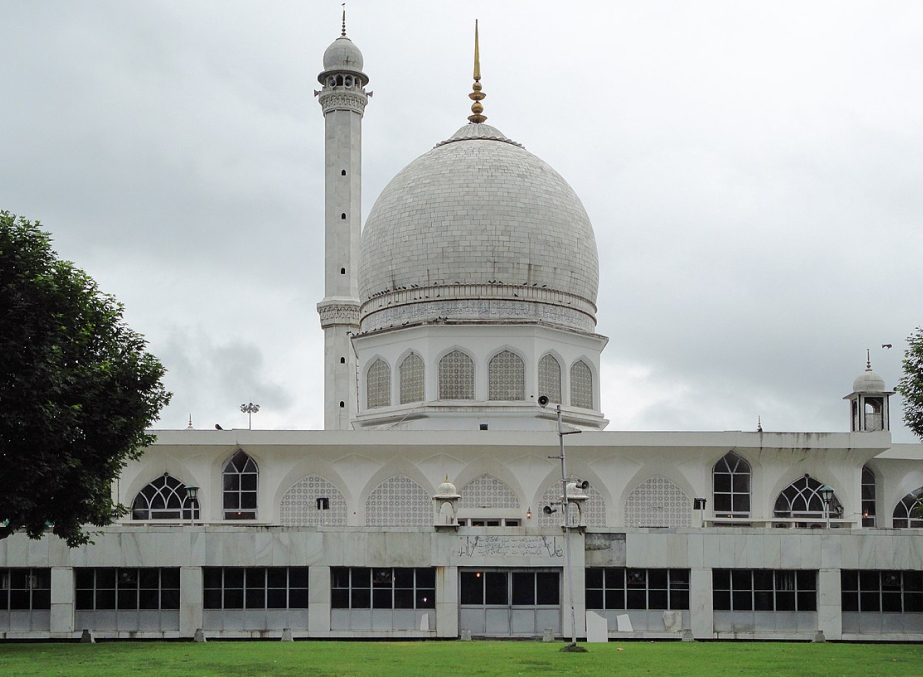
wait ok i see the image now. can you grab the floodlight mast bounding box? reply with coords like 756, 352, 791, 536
553, 403, 582, 648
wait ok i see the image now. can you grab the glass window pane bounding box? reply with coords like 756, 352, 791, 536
586, 589, 603, 609
373, 589, 392, 609
416, 589, 435, 608
245, 589, 265, 609
882, 592, 902, 612
732, 591, 752, 611
648, 590, 668, 609
670, 590, 689, 610
267, 569, 288, 589
512, 573, 535, 605
536, 573, 559, 605
373, 569, 393, 588
841, 591, 858, 612
161, 588, 180, 610
75, 589, 94, 610
351, 568, 371, 588
648, 570, 667, 589
139, 589, 159, 610
289, 588, 308, 608
224, 589, 244, 609
605, 589, 624, 610
394, 589, 414, 609
585, 568, 603, 589
96, 569, 116, 589
117, 589, 138, 610
626, 589, 647, 609
485, 572, 508, 605
713, 590, 731, 610
841, 570, 858, 591
775, 591, 795, 611
351, 588, 371, 608
415, 568, 435, 589
393, 568, 414, 588
605, 569, 624, 590
97, 590, 117, 610
460, 572, 483, 605
75, 569, 94, 589
797, 591, 816, 611
331, 568, 350, 589
754, 591, 774, 611
713, 570, 730, 590
331, 589, 350, 609
267, 589, 287, 609
161, 568, 180, 589
714, 474, 731, 493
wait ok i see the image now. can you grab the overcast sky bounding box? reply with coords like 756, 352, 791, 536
2, 1, 921, 440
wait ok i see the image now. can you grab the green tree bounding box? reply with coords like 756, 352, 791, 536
0, 211, 170, 546
897, 327, 923, 442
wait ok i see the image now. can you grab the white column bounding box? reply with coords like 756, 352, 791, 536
50, 567, 74, 636
817, 568, 842, 640
309, 565, 331, 635
435, 566, 458, 638
180, 567, 203, 637
690, 568, 713, 639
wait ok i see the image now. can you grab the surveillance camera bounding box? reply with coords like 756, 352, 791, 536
537, 395, 549, 408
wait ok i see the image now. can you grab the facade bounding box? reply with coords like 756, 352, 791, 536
3, 23, 923, 642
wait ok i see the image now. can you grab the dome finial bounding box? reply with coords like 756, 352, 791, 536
467, 20, 487, 124
341, 3, 347, 37
866, 348, 872, 370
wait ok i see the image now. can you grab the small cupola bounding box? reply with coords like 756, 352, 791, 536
844, 352, 893, 432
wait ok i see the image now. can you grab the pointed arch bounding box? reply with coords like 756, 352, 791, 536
223, 449, 258, 520
570, 360, 593, 409
366, 358, 391, 408
893, 487, 923, 528
280, 474, 348, 526
438, 349, 474, 400
773, 475, 840, 521
538, 353, 562, 404
488, 350, 525, 401
399, 353, 425, 404
712, 451, 751, 518
625, 475, 690, 527
131, 474, 199, 521
862, 465, 877, 527
365, 475, 431, 526
459, 474, 520, 510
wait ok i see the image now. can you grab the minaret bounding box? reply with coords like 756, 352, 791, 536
315, 9, 369, 430
844, 351, 893, 432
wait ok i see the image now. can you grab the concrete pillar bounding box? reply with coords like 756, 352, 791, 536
566, 536, 587, 639
817, 568, 842, 640
180, 567, 203, 638
690, 568, 713, 639
309, 565, 331, 635
435, 566, 458, 638
50, 567, 74, 636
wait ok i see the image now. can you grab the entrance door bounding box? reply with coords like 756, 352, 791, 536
459, 569, 561, 637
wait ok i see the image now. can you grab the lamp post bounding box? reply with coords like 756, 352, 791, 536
819, 485, 834, 529
240, 402, 260, 430
549, 403, 584, 651
186, 484, 199, 527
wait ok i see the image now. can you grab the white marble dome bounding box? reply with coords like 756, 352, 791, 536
322, 36, 364, 72
358, 123, 599, 333
853, 365, 886, 393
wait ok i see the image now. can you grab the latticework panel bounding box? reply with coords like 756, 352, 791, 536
438, 350, 475, 400
570, 360, 593, 409
279, 475, 348, 526
366, 359, 391, 408
537, 482, 606, 527
459, 474, 520, 510
624, 475, 691, 528
399, 353, 424, 404
365, 475, 432, 526
488, 350, 525, 401
538, 354, 562, 404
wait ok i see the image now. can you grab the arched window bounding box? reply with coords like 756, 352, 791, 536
773, 475, 840, 523
459, 475, 520, 510
712, 452, 751, 518
131, 474, 198, 521
570, 360, 593, 409
625, 476, 691, 528
399, 353, 424, 404
488, 351, 525, 401
365, 475, 431, 526
280, 475, 347, 526
538, 354, 562, 404
223, 450, 258, 520
892, 488, 923, 528
438, 350, 474, 400
862, 465, 877, 527
366, 358, 391, 409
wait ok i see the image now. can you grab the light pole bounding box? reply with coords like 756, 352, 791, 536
240, 402, 260, 430
186, 484, 199, 527
547, 402, 584, 651
819, 485, 835, 529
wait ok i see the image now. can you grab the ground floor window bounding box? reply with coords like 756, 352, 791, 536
842, 570, 923, 612
585, 568, 689, 610
331, 568, 435, 609
203, 567, 308, 610
75, 568, 179, 610
460, 570, 559, 606
713, 569, 816, 611
0, 568, 50, 610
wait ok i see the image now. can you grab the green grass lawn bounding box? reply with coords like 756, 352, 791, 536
1, 640, 921, 677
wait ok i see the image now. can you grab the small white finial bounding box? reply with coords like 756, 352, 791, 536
341, 3, 347, 37
187, 414, 193, 429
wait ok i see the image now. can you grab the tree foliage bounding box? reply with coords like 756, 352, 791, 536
896, 327, 923, 442
0, 211, 170, 546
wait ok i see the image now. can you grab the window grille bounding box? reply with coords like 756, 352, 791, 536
586, 568, 689, 610
75, 568, 179, 610
488, 351, 525, 401
538, 354, 561, 404
841, 570, 923, 612
399, 353, 424, 404
713, 569, 817, 612
280, 475, 347, 526
438, 350, 474, 400
712, 452, 751, 518
203, 567, 308, 609
459, 475, 520, 510
366, 358, 391, 408
625, 476, 691, 528
331, 567, 435, 609
892, 488, 923, 528
570, 360, 593, 409
0, 568, 50, 610
365, 475, 431, 526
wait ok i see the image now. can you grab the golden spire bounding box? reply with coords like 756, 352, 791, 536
341, 3, 347, 37
468, 20, 487, 123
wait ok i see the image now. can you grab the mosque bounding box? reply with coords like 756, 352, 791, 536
2, 20, 923, 642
